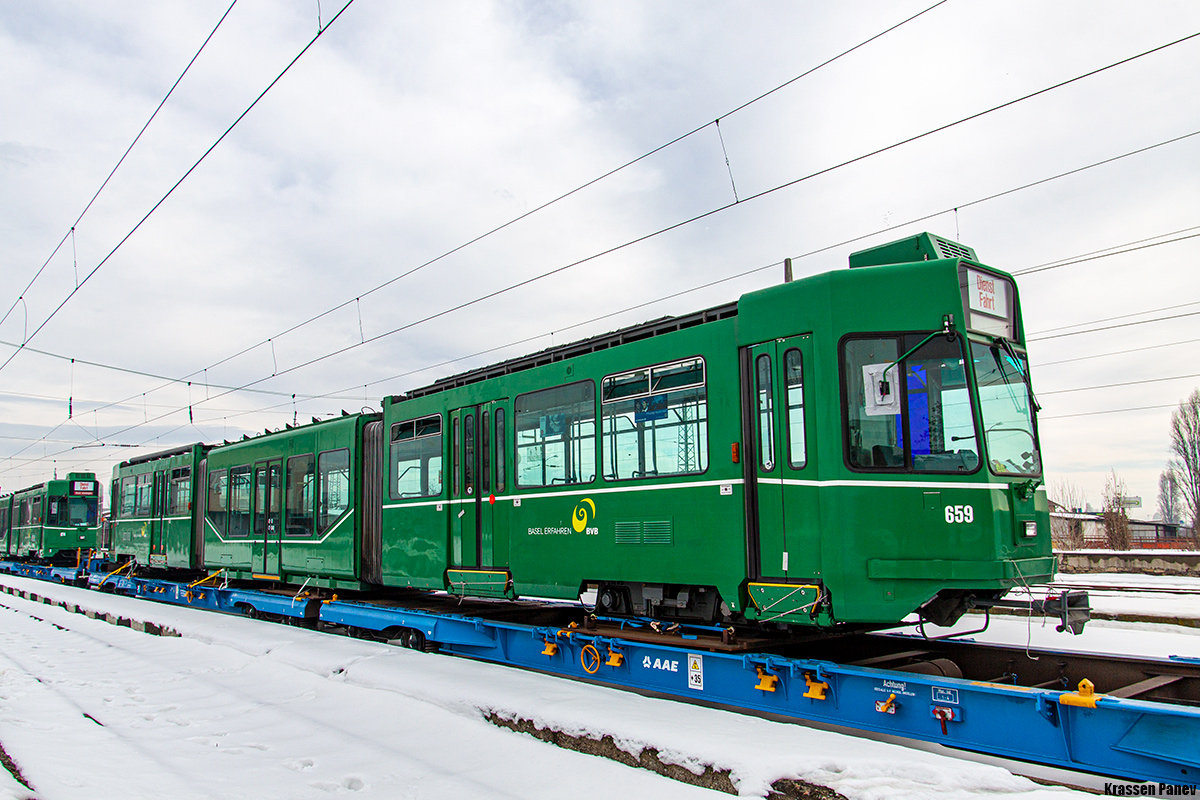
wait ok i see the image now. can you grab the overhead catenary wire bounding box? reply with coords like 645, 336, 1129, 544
1035, 337, 1200, 368
9, 139, 1200, 475
14, 236, 1200, 471
178, 24, 1200, 389
1042, 402, 1187, 420
8, 20, 1200, 478
1029, 299, 1200, 336
1029, 310, 1200, 342
0, 0, 357, 377
1040, 372, 1200, 396
7, 22, 1198, 431
166, 28, 1200, 393
0, 1, 239, 332
0, 1, 957, 471
167, 1, 951, 382
1015, 226, 1200, 276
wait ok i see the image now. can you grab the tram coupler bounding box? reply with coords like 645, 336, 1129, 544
967, 590, 1090, 634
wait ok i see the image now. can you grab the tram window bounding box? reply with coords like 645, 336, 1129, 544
841, 334, 979, 473
46, 497, 63, 526
785, 349, 807, 468
390, 415, 442, 499
228, 465, 252, 537
906, 335, 978, 472
602, 358, 708, 481
31, 497, 41, 525
134, 473, 153, 517
318, 448, 351, 533
253, 466, 268, 539
516, 381, 596, 487
495, 408, 506, 493
844, 337, 901, 469
119, 475, 137, 518
453, 418, 460, 495
168, 468, 192, 515
206, 469, 228, 535
285, 454, 315, 536
756, 355, 775, 471
464, 413, 476, 496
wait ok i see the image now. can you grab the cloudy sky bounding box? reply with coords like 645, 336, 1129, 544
2, 1, 1199, 515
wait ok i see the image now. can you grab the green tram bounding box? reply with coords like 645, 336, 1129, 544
192, 232, 1050, 629
201, 413, 382, 582
0, 473, 102, 561
109, 444, 209, 570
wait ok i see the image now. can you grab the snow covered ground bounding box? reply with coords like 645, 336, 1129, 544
0, 573, 1194, 800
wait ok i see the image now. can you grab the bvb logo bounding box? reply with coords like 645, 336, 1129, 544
572, 498, 596, 533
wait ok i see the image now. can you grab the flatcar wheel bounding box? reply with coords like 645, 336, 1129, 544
405, 630, 425, 651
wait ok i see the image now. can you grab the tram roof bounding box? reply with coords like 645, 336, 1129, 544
396, 299, 738, 401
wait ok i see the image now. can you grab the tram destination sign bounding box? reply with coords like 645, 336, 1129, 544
962, 267, 1015, 339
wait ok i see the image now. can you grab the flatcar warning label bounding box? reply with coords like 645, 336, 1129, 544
687, 653, 703, 691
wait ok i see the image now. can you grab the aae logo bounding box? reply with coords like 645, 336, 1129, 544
572, 498, 599, 535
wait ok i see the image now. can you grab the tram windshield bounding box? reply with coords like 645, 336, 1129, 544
68, 496, 98, 526
971, 340, 1042, 477
843, 333, 980, 473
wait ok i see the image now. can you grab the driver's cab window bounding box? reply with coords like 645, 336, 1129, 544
842, 333, 980, 473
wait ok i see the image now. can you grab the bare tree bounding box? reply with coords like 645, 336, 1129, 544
1049, 477, 1087, 549
1169, 389, 1200, 546
1102, 469, 1132, 551
1157, 465, 1183, 523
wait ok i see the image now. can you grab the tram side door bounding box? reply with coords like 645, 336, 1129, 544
253, 459, 283, 577
151, 469, 167, 562
747, 334, 820, 582
449, 407, 480, 569
477, 399, 509, 569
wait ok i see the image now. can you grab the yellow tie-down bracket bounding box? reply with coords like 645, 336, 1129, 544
744, 656, 792, 694
538, 621, 580, 658
745, 657, 831, 697
803, 671, 830, 700
755, 667, 780, 692
1059, 678, 1101, 708
587, 636, 625, 668
605, 646, 625, 668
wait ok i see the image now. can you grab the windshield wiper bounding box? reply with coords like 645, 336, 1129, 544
994, 337, 1041, 413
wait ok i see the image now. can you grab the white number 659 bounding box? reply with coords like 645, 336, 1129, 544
944, 504, 974, 524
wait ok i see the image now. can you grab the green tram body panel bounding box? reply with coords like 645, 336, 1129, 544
381, 318, 746, 602
0, 473, 101, 560
201, 413, 380, 589
110, 444, 209, 570
379, 233, 1053, 627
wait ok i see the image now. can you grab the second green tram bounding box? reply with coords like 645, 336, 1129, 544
109, 444, 209, 570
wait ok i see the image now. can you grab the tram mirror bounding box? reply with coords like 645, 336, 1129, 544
862, 363, 901, 417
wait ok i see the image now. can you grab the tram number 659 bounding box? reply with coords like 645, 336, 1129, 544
944, 505, 974, 524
